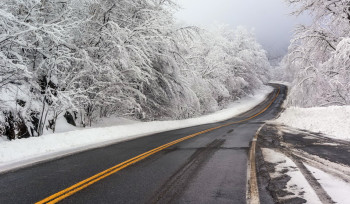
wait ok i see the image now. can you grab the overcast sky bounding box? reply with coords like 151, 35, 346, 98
175, 0, 310, 58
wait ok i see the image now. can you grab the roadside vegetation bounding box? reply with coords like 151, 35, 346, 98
0, 0, 270, 140
278, 0, 350, 107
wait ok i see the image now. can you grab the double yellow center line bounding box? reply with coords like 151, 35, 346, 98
36, 86, 280, 204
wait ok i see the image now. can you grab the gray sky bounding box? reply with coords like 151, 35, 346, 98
175, 0, 310, 58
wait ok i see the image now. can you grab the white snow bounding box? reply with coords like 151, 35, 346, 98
43, 116, 81, 135
0, 137, 7, 143
91, 117, 139, 128
269, 81, 291, 87
262, 148, 322, 203
0, 86, 273, 172
42, 116, 139, 135
274, 106, 350, 141
305, 164, 350, 204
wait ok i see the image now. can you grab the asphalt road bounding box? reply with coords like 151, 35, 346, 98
0, 84, 287, 204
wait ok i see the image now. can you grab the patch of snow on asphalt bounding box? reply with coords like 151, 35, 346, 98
0, 86, 273, 171
274, 106, 350, 141
262, 148, 322, 203
305, 164, 350, 204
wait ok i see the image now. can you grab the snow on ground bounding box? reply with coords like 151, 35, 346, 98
274, 106, 350, 141
269, 81, 291, 87
42, 116, 139, 135
305, 164, 350, 204
262, 148, 322, 203
0, 137, 7, 143
42, 116, 82, 135
0, 86, 272, 171
91, 117, 139, 128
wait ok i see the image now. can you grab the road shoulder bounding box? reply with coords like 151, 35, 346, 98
255, 123, 350, 204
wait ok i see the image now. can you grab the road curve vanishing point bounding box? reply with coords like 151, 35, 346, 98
0, 84, 286, 204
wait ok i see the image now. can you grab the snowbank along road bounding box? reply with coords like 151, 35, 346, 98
0, 84, 287, 204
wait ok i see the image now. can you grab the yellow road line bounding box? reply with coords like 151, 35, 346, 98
36, 86, 281, 204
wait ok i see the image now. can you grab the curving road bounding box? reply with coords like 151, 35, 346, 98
0, 84, 287, 204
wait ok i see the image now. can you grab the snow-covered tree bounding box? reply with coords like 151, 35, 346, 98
0, 0, 78, 137
283, 0, 350, 107
0, 0, 271, 140
182, 25, 270, 113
